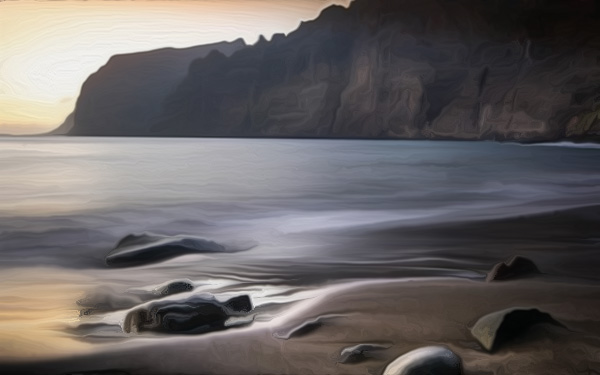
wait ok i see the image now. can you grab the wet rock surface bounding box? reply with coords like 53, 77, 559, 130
105, 233, 253, 267
123, 294, 253, 334
382, 346, 462, 375
153, 279, 195, 296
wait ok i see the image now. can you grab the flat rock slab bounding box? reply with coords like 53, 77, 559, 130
105, 232, 255, 267
471, 307, 564, 351
382, 346, 462, 375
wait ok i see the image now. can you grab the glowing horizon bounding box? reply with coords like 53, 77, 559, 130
0, 0, 351, 135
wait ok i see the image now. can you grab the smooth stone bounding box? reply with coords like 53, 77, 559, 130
105, 232, 254, 267
123, 294, 253, 334
382, 346, 462, 375
471, 307, 564, 351
486, 255, 540, 282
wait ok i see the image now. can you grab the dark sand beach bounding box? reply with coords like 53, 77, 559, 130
0, 139, 599, 374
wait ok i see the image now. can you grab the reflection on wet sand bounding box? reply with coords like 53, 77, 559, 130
0, 268, 94, 360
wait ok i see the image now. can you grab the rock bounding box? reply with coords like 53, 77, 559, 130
67, 40, 245, 136
273, 314, 341, 340
338, 343, 390, 364
153, 279, 194, 296
223, 295, 253, 313
66, 0, 600, 142
471, 307, 564, 352
123, 294, 253, 334
382, 346, 462, 375
486, 255, 540, 282
105, 233, 254, 267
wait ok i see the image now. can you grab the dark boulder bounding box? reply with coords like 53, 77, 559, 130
486, 255, 540, 282
123, 294, 253, 334
471, 307, 564, 352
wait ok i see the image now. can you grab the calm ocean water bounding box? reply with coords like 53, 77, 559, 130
1, 136, 600, 361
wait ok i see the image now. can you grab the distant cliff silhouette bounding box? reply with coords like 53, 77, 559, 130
64, 0, 600, 141
66, 40, 246, 136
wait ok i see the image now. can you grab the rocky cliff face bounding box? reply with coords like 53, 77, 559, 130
67, 0, 600, 141
67, 40, 246, 136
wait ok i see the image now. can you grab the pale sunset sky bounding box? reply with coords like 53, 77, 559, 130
0, 0, 350, 135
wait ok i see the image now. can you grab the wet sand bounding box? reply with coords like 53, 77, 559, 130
1, 274, 599, 375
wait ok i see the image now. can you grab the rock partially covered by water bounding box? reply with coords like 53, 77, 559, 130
382, 346, 462, 375
273, 314, 342, 340
338, 343, 390, 364
486, 255, 540, 282
78, 279, 197, 317
123, 294, 253, 334
153, 279, 194, 296
471, 307, 564, 352
106, 233, 254, 267
77, 286, 144, 316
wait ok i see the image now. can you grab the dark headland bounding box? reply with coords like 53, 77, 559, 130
57, 0, 600, 142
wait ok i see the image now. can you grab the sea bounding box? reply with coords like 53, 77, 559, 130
1, 137, 599, 372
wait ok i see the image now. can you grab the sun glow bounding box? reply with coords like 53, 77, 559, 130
0, 0, 350, 135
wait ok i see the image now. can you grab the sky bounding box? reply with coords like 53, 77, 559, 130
0, 0, 351, 135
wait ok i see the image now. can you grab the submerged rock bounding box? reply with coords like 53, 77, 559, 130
105, 232, 254, 267
338, 343, 390, 364
486, 255, 540, 282
74, 322, 127, 338
471, 307, 564, 352
77, 286, 144, 315
382, 346, 462, 375
123, 294, 253, 334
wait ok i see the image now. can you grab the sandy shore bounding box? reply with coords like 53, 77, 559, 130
2, 274, 598, 375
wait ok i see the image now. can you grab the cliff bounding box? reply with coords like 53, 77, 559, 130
50, 112, 74, 135
66, 0, 600, 141
67, 40, 246, 136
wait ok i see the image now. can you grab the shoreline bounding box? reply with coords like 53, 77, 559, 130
1, 276, 598, 374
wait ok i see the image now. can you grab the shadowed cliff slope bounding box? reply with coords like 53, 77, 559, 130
67, 40, 246, 136
67, 0, 600, 141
